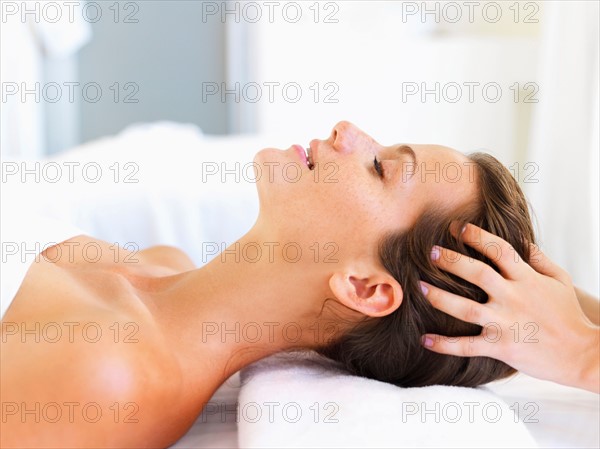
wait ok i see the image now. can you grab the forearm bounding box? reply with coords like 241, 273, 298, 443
575, 287, 600, 326
574, 326, 600, 393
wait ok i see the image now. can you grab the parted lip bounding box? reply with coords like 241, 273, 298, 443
292, 144, 315, 170
292, 144, 307, 166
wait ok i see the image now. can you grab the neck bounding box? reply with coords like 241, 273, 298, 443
145, 225, 339, 385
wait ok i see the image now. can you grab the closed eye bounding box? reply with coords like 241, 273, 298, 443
373, 156, 384, 178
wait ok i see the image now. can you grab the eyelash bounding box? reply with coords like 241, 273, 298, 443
373, 156, 384, 178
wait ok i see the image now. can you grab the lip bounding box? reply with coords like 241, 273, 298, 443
291, 144, 309, 167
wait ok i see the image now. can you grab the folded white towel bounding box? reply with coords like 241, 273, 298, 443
238, 352, 538, 448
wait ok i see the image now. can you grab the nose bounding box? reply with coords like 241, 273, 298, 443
329, 121, 377, 155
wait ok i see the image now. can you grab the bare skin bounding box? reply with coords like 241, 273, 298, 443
1, 237, 199, 448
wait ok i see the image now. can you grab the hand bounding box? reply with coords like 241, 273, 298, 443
420, 223, 600, 393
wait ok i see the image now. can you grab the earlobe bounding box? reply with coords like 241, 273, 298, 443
329, 272, 403, 318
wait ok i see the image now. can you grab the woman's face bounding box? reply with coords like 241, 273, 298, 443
253, 121, 478, 263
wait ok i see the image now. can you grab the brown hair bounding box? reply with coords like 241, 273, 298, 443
317, 152, 535, 387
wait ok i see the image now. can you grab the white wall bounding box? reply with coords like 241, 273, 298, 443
245, 1, 540, 167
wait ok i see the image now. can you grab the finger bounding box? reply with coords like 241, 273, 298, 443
527, 243, 571, 285
421, 281, 491, 325
421, 333, 496, 358
456, 223, 533, 280
431, 245, 504, 295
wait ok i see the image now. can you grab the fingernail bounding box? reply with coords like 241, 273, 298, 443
430, 246, 440, 261
421, 335, 434, 348
419, 281, 429, 295
461, 225, 467, 234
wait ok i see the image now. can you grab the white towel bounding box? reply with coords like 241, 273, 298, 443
238, 352, 538, 448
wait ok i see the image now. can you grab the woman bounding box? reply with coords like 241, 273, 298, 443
0, 121, 574, 447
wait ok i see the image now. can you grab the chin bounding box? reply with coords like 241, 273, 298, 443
252, 148, 285, 206
254, 147, 280, 161
253, 146, 305, 186
252, 147, 287, 173
253, 149, 312, 225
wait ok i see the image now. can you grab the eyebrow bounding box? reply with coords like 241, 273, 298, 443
396, 145, 417, 180
397, 145, 417, 165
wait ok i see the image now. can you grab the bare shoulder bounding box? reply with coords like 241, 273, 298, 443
1, 309, 189, 448
40, 235, 196, 274
138, 245, 196, 273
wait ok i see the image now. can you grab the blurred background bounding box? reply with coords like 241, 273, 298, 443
1, 0, 598, 295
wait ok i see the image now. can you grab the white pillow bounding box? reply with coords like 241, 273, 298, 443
238, 352, 538, 449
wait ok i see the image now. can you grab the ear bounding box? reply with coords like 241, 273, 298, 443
328, 269, 403, 318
